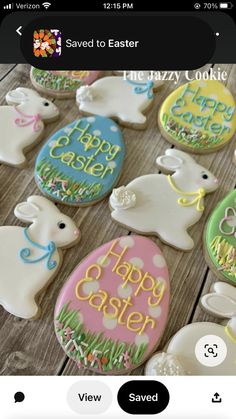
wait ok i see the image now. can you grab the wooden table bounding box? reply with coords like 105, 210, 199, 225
0, 64, 235, 376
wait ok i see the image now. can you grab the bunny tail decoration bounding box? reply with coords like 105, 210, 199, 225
110, 149, 218, 251
0, 196, 80, 319
76, 71, 163, 129
0, 87, 59, 168
145, 282, 236, 376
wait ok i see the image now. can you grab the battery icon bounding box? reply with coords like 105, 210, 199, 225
219, 2, 233, 8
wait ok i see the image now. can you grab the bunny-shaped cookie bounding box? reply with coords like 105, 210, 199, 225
76, 71, 163, 129
0, 196, 80, 319
145, 282, 236, 376
110, 149, 218, 251
0, 87, 59, 167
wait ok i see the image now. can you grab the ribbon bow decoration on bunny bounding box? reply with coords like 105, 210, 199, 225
219, 207, 236, 238
14, 107, 42, 132
167, 175, 206, 212
19, 228, 57, 270
127, 79, 155, 99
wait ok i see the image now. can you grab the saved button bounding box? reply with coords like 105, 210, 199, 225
117, 380, 169, 415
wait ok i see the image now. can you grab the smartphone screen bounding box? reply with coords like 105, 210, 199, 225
0, 1, 235, 418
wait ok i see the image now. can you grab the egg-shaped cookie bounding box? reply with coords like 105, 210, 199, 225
35, 116, 125, 206
158, 80, 236, 153
54, 235, 170, 374
204, 189, 236, 285
30, 68, 102, 98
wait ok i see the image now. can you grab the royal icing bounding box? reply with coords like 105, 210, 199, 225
0, 196, 80, 319
54, 236, 170, 374
145, 352, 186, 376
76, 72, 163, 128
35, 116, 125, 206
205, 189, 236, 284
110, 149, 218, 251
158, 80, 236, 153
30, 68, 102, 98
145, 282, 236, 376
0, 87, 59, 167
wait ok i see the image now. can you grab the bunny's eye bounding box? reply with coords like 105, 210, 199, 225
43, 101, 50, 106
202, 173, 208, 180
57, 222, 66, 229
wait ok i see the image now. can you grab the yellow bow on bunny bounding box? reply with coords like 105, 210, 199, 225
167, 175, 206, 212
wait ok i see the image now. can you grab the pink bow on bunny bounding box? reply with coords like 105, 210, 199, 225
14, 107, 42, 132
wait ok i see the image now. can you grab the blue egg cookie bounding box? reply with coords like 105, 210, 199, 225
35, 116, 125, 206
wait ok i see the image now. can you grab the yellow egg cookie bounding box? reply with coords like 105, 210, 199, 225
158, 80, 236, 154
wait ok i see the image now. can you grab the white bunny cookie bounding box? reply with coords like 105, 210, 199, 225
0, 195, 80, 319
145, 282, 236, 376
0, 87, 59, 167
110, 149, 218, 251
76, 71, 163, 129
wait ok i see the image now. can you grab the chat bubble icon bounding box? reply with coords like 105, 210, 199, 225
14, 392, 25, 403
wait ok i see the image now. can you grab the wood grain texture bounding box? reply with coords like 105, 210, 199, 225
0, 64, 235, 376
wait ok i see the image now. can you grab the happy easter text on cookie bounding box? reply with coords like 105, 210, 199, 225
50, 120, 121, 179
75, 240, 166, 335
170, 83, 235, 135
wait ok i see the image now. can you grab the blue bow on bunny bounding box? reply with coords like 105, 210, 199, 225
19, 228, 57, 270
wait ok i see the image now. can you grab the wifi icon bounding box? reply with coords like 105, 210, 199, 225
42, 2, 51, 8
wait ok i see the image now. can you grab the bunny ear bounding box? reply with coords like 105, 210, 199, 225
6, 89, 27, 105
212, 282, 236, 301
6, 87, 39, 105
201, 293, 236, 319
165, 148, 195, 164
14, 201, 41, 223
28, 195, 60, 213
156, 154, 183, 171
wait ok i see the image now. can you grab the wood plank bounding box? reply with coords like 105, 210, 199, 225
0, 64, 16, 80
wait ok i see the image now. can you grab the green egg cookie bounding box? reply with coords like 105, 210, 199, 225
204, 189, 236, 284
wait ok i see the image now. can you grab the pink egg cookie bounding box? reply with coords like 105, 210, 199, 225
54, 236, 170, 374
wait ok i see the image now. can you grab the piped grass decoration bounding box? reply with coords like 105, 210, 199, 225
36, 158, 103, 203
210, 235, 236, 278
32, 68, 82, 91
162, 113, 223, 149
55, 303, 148, 373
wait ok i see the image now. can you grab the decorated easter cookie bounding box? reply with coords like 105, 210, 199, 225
110, 149, 218, 251
76, 71, 163, 129
0, 87, 59, 168
35, 116, 125, 206
0, 196, 80, 319
30, 68, 102, 99
145, 282, 236, 376
54, 236, 170, 374
158, 80, 236, 153
204, 189, 236, 285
